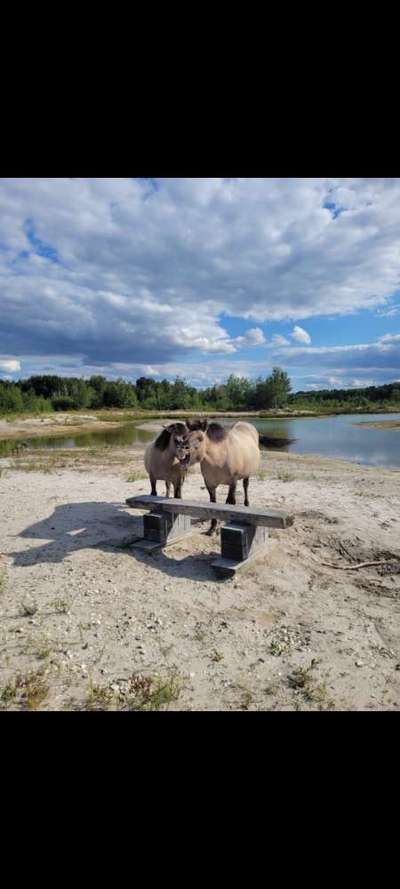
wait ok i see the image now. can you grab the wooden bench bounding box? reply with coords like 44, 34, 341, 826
126, 495, 294, 578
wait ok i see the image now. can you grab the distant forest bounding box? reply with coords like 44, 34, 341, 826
1, 369, 400, 415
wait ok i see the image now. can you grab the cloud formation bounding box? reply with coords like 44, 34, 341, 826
0, 359, 21, 373
272, 334, 290, 346
291, 326, 311, 345
0, 178, 400, 387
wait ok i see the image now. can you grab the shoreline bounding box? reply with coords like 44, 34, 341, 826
1, 408, 400, 443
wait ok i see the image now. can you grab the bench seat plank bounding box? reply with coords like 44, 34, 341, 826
126, 495, 293, 529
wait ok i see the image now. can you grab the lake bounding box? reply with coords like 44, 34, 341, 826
1, 413, 400, 469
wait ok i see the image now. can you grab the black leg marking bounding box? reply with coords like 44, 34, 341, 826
206, 487, 218, 535
243, 478, 250, 508
226, 483, 237, 506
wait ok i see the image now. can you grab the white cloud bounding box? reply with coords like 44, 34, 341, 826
351, 379, 375, 388
233, 328, 266, 347
271, 333, 400, 379
292, 326, 312, 345
376, 304, 400, 318
141, 366, 160, 377
271, 335, 290, 346
1, 178, 400, 373
378, 333, 400, 345
0, 358, 21, 373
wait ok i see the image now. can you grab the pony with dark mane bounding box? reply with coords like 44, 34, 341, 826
144, 423, 191, 499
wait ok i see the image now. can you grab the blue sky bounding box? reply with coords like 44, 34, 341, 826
1, 177, 400, 391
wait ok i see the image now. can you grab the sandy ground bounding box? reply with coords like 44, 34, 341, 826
0, 414, 124, 440
0, 446, 400, 711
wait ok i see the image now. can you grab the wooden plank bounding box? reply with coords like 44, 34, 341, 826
126, 496, 293, 529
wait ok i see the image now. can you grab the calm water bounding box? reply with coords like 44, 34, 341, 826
1, 413, 400, 469
253, 413, 400, 469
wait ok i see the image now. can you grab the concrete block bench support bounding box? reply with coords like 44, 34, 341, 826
126, 496, 293, 577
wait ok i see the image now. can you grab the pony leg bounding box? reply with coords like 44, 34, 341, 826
243, 477, 250, 507
206, 486, 218, 535
150, 475, 157, 497
173, 480, 183, 499
226, 483, 237, 506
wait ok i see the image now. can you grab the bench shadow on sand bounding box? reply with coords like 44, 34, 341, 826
10, 501, 221, 583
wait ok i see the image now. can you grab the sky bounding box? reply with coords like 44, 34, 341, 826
1, 177, 400, 392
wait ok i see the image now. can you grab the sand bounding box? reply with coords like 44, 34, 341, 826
0, 446, 399, 711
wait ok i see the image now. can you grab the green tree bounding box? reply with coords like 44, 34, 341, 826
0, 383, 24, 414
267, 367, 292, 408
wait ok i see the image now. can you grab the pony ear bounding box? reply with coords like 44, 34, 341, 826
187, 419, 209, 432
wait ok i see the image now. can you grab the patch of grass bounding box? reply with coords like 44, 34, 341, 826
14, 670, 49, 710
287, 660, 333, 710
305, 682, 330, 706
86, 679, 114, 711
20, 635, 52, 661
1, 681, 18, 704
0, 568, 7, 595
193, 624, 207, 643
270, 640, 287, 657
210, 650, 224, 663
234, 685, 254, 710
50, 598, 70, 614
288, 661, 317, 690
257, 471, 268, 481
123, 671, 183, 711
276, 471, 295, 483
34, 642, 52, 660
127, 471, 148, 482
11, 461, 53, 474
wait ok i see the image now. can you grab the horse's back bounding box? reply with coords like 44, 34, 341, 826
232, 421, 259, 446
226, 422, 260, 478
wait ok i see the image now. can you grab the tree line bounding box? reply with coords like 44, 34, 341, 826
0, 370, 399, 415
0, 369, 291, 413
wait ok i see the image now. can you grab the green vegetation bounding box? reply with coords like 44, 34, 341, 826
0, 670, 50, 710
1, 372, 400, 418
123, 672, 183, 711
0, 568, 7, 595
290, 381, 400, 414
0, 369, 292, 415
85, 672, 183, 711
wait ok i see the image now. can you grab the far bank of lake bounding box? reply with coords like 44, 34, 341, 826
1, 411, 400, 469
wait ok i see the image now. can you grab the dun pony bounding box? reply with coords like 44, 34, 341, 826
186, 420, 260, 533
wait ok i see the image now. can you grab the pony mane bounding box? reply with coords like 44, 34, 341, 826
187, 420, 208, 432
206, 422, 228, 442
154, 429, 172, 451
154, 423, 187, 451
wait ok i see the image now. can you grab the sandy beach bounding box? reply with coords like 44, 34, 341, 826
0, 443, 399, 711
